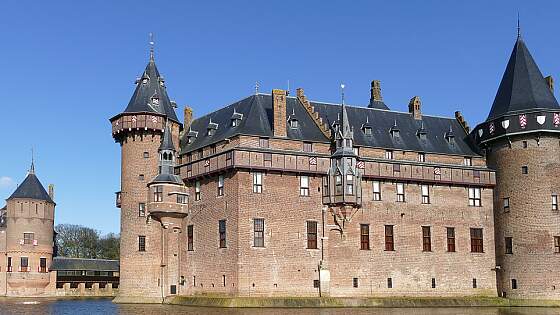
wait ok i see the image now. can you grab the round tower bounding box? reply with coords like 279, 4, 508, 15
110, 46, 182, 302
4, 162, 55, 296
473, 36, 560, 299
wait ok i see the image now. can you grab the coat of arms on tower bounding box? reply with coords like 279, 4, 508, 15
537, 115, 546, 125
519, 114, 527, 128
501, 119, 509, 129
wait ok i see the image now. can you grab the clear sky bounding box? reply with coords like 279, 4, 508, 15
0, 1, 558, 234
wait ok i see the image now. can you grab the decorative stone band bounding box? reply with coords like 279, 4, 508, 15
473, 110, 560, 145
179, 148, 495, 188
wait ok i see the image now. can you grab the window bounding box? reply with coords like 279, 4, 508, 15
290, 119, 298, 128
447, 227, 455, 252
346, 174, 354, 195
387, 278, 393, 289
511, 279, 518, 289
353, 147, 360, 156
421, 185, 430, 204
522, 141, 528, 148
23, 233, 34, 245
418, 153, 425, 162
353, 278, 359, 288
473, 278, 477, 289
218, 175, 224, 196
219, 220, 227, 248
7, 257, 11, 272
195, 181, 201, 201
154, 186, 163, 202
300, 176, 310, 196
335, 174, 343, 195
505, 237, 513, 254
503, 197, 510, 212
138, 236, 146, 252
307, 221, 318, 249
431, 278, 436, 288
396, 183, 405, 202
360, 224, 370, 250
555, 236, 560, 253
210, 145, 216, 155
464, 157, 472, 166
264, 153, 272, 162
20, 257, 28, 272
138, 174, 145, 181
232, 118, 240, 127
226, 151, 233, 162
373, 181, 382, 201
253, 172, 263, 193
40, 257, 47, 273
303, 142, 313, 153
143, 152, 149, 159
385, 225, 394, 251
468, 188, 481, 207
422, 226, 431, 252
198, 149, 203, 159
521, 166, 528, 174
259, 137, 269, 148
187, 225, 194, 251
138, 203, 146, 217
470, 228, 484, 253
553, 195, 558, 211
254, 219, 265, 247
313, 280, 320, 288
364, 127, 372, 135
385, 150, 394, 160
177, 194, 187, 204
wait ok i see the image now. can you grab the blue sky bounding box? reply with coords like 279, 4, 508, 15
0, 1, 558, 234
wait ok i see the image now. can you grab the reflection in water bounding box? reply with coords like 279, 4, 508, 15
0, 299, 557, 315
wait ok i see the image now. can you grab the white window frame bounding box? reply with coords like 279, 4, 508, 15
195, 181, 201, 201
300, 176, 310, 196
385, 150, 394, 160
421, 185, 430, 204
464, 157, 472, 166
218, 175, 224, 196
468, 187, 481, 207
553, 195, 558, 211
396, 183, 405, 202
373, 181, 381, 201
253, 172, 263, 193
418, 153, 426, 162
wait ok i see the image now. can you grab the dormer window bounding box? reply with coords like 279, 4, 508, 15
152, 97, 160, 106
208, 129, 215, 136
231, 109, 243, 127
390, 121, 400, 138
363, 127, 372, 135
232, 119, 240, 127
361, 117, 372, 136
445, 127, 455, 145
207, 119, 218, 136
417, 123, 427, 140
289, 119, 298, 129
186, 129, 198, 145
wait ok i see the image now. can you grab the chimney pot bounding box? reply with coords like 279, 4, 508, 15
272, 89, 288, 137
48, 184, 55, 201
370, 80, 383, 102
183, 106, 193, 130
296, 88, 304, 98
408, 96, 422, 120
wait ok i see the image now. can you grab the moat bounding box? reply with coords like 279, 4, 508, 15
0, 299, 558, 315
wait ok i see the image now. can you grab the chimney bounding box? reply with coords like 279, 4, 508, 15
183, 106, 193, 130
272, 89, 287, 137
408, 96, 422, 120
455, 111, 470, 133
48, 184, 55, 201
370, 80, 383, 102
545, 75, 554, 93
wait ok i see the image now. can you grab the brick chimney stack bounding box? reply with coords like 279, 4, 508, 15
272, 89, 287, 137
408, 96, 422, 120
545, 75, 554, 94
184, 106, 193, 130
370, 80, 383, 102
48, 184, 55, 201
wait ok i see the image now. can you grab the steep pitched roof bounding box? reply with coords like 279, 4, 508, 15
122, 55, 179, 122
159, 123, 175, 152
50, 257, 119, 271
8, 172, 53, 203
181, 93, 479, 157
486, 37, 559, 121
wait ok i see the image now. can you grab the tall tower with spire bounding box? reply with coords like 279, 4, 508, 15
110, 39, 182, 302
472, 34, 560, 299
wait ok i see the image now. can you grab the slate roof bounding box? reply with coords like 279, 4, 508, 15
50, 257, 119, 271
8, 172, 54, 203
120, 55, 179, 122
181, 94, 479, 157
486, 37, 559, 121
159, 123, 176, 152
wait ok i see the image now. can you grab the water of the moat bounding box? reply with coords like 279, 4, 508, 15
0, 299, 558, 315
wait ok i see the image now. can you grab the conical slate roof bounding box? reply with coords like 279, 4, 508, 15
8, 172, 53, 204
123, 55, 179, 122
486, 37, 559, 121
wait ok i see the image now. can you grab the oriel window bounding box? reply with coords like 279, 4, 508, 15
335, 174, 343, 195
346, 174, 354, 195
154, 186, 163, 202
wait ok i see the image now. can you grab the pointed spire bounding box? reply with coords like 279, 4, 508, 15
340, 84, 352, 138
517, 13, 521, 39
159, 120, 175, 152
29, 148, 35, 175
149, 32, 155, 61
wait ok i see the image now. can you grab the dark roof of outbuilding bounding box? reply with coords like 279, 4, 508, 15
181, 94, 479, 157
8, 172, 53, 203
122, 56, 179, 122
50, 257, 119, 271
486, 37, 559, 121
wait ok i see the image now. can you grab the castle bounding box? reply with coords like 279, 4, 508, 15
111, 33, 560, 303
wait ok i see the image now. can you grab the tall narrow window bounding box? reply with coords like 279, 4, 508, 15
473, 278, 477, 288
503, 197, 510, 212
187, 225, 194, 251
253, 172, 263, 193
138, 236, 146, 252
353, 278, 359, 288
138, 203, 146, 217
387, 278, 393, 288
511, 279, 518, 289
303, 142, 313, 153
385, 150, 394, 160
300, 176, 310, 196
431, 278, 436, 288
177, 194, 187, 204
195, 181, 201, 201
396, 183, 405, 202
555, 236, 560, 254
259, 137, 269, 148
7, 257, 12, 272
218, 175, 224, 196
346, 174, 354, 195
447, 227, 455, 252
20, 257, 29, 272
360, 224, 370, 250
422, 226, 431, 252
505, 237, 513, 254
464, 157, 472, 166
307, 221, 318, 249
468, 188, 481, 207
40, 257, 47, 273
553, 195, 558, 211
385, 225, 394, 251
373, 181, 382, 201
470, 228, 484, 253
521, 166, 528, 174
421, 185, 430, 204
254, 219, 264, 247
335, 174, 343, 195
418, 153, 425, 162
23, 233, 34, 245
154, 186, 163, 202
219, 220, 227, 248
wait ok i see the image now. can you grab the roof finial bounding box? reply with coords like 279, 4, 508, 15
30, 148, 35, 175
255, 81, 260, 95
517, 12, 521, 39
340, 83, 345, 105
149, 32, 155, 60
